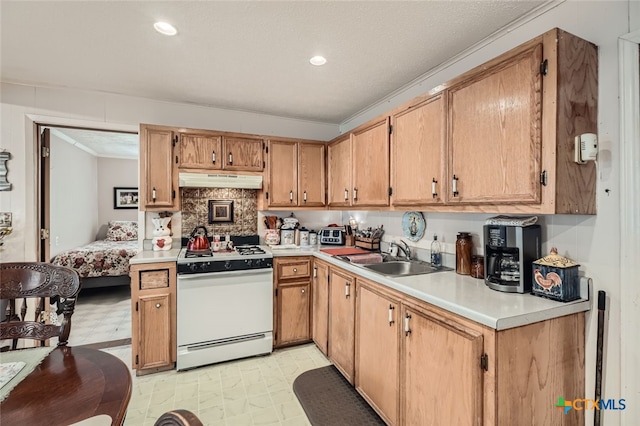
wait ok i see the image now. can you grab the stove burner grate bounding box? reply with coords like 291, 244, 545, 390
235, 245, 266, 256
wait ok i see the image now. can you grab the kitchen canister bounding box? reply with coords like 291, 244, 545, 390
299, 228, 310, 246
455, 232, 473, 275
309, 230, 318, 246
264, 229, 280, 245
281, 229, 295, 245
532, 247, 581, 302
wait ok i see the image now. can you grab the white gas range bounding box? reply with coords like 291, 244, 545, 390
176, 244, 274, 371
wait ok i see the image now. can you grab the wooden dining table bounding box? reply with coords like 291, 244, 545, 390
1, 345, 132, 425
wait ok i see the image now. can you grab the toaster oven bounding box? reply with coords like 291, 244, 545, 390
319, 227, 345, 245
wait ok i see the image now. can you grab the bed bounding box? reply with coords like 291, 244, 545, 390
50, 221, 140, 288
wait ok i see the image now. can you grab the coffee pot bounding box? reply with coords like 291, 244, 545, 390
484, 224, 541, 293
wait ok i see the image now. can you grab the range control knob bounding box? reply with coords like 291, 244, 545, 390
224, 260, 232, 270
244, 259, 253, 267
189, 263, 198, 272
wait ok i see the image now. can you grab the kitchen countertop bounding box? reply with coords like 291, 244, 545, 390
130, 245, 592, 331
130, 248, 181, 264
271, 245, 592, 331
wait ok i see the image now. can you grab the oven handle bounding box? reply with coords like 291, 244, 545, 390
177, 269, 272, 280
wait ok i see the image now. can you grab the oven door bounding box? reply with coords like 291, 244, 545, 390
176, 269, 273, 347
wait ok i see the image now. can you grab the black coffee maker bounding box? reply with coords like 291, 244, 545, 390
484, 224, 541, 293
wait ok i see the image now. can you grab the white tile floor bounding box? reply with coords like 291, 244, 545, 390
104, 343, 329, 426
68, 285, 131, 347
67, 284, 328, 425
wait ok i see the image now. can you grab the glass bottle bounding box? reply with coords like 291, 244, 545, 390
471, 255, 484, 279
430, 234, 442, 267
455, 232, 473, 275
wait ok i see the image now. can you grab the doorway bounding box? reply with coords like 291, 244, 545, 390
37, 124, 138, 348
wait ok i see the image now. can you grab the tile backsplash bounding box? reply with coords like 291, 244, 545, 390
181, 188, 258, 238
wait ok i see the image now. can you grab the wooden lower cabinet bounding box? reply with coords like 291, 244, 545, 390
328, 267, 356, 383
276, 282, 310, 346
333, 267, 585, 426
130, 261, 176, 375
312, 260, 330, 355
401, 301, 483, 426
273, 257, 312, 348
356, 279, 400, 425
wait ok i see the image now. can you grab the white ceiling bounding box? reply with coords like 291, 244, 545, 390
49, 128, 139, 160
2, 0, 548, 126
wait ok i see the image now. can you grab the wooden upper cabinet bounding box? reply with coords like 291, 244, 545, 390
327, 135, 352, 207
268, 141, 298, 207
391, 94, 446, 206
222, 136, 264, 171
447, 44, 543, 205
328, 120, 390, 207
178, 132, 264, 172
179, 132, 222, 170
266, 140, 325, 208
298, 142, 326, 207
352, 118, 390, 207
444, 28, 597, 213
139, 124, 180, 211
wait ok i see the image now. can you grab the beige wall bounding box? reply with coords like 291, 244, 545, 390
49, 132, 98, 258
97, 157, 138, 231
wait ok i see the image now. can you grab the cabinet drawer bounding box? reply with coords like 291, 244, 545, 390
139, 269, 170, 290
276, 258, 311, 280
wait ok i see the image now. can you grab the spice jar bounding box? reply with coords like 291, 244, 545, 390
471, 255, 484, 279
455, 232, 473, 275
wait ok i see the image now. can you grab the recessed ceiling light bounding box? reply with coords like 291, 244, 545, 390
154, 21, 177, 36
309, 56, 327, 66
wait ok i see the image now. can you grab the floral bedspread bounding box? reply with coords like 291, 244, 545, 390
50, 240, 139, 278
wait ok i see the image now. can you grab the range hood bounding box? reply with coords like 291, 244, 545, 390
179, 172, 263, 189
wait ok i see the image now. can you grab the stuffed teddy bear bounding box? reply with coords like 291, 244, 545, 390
152, 217, 172, 251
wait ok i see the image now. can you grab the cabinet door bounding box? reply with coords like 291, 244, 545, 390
137, 293, 172, 370
179, 132, 222, 170
328, 268, 355, 383
276, 282, 310, 346
298, 143, 326, 207
327, 135, 352, 207
392, 95, 446, 206
267, 140, 298, 207
356, 281, 399, 425
223, 136, 264, 171
448, 44, 543, 205
140, 125, 179, 210
312, 260, 330, 355
352, 118, 390, 206
401, 305, 483, 426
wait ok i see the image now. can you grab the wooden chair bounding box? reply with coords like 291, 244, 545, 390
0, 262, 81, 350
154, 409, 203, 426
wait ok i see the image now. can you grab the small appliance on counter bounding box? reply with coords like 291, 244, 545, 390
320, 227, 345, 245
484, 216, 541, 293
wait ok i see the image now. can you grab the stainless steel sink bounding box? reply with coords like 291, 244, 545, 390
361, 260, 449, 277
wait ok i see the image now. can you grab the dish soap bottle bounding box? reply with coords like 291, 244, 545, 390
430, 234, 442, 267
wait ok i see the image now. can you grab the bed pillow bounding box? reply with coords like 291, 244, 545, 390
105, 220, 138, 241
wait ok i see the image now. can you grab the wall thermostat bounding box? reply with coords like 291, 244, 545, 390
575, 133, 598, 164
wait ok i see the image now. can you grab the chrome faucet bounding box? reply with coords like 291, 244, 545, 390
390, 240, 412, 260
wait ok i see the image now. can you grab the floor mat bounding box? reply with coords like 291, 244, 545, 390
293, 365, 386, 426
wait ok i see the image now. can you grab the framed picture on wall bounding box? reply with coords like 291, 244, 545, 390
114, 187, 139, 209
208, 200, 234, 223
